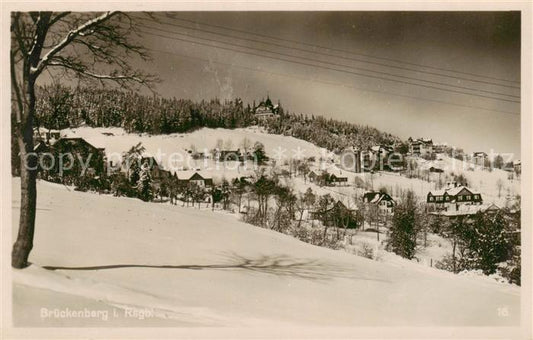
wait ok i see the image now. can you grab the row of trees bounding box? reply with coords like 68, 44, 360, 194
33, 84, 400, 154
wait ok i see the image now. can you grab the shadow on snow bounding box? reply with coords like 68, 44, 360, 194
42, 253, 390, 283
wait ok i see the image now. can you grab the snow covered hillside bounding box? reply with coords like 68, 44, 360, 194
60, 126, 329, 180
12, 179, 520, 327
58, 126, 519, 206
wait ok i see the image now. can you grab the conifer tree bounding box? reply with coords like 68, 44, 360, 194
136, 161, 153, 202
387, 190, 419, 259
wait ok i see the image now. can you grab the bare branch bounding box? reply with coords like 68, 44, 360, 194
49, 12, 71, 27
34, 11, 118, 76
27, 12, 52, 75
47, 59, 158, 89
12, 13, 29, 57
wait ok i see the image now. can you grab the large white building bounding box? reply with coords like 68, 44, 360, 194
408, 137, 433, 157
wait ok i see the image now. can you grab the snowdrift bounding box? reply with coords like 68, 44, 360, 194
11, 179, 519, 327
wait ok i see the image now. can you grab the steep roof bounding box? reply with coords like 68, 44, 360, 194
446, 186, 477, 196
428, 186, 480, 197
54, 137, 102, 152
189, 172, 205, 181
363, 192, 394, 205
428, 189, 446, 196
173, 170, 213, 181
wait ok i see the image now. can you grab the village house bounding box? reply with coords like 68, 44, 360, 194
254, 105, 276, 119
408, 137, 434, 157
328, 173, 348, 186
310, 200, 359, 228
433, 143, 447, 154
472, 151, 488, 168
51, 137, 106, 177
429, 166, 444, 173
34, 128, 62, 144
426, 181, 483, 212
254, 96, 280, 119
362, 191, 396, 213
139, 156, 172, 182
360, 145, 392, 171
177, 171, 214, 188
308, 170, 319, 183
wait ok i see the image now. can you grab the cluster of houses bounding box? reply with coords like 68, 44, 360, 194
307, 170, 349, 186
32, 129, 504, 228
307, 191, 396, 229
408, 137, 521, 177
189, 148, 251, 162
339, 144, 401, 173
32, 131, 216, 190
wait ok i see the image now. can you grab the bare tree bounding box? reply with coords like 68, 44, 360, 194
11, 11, 156, 268
496, 178, 504, 198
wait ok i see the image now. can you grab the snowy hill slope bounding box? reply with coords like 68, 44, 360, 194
60, 126, 329, 178
11, 179, 520, 326
58, 127, 519, 205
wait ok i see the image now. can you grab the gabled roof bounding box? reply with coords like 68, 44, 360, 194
446, 186, 476, 196
53, 137, 102, 152
141, 156, 159, 168
319, 200, 355, 215
428, 186, 480, 197
428, 189, 446, 196
329, 173, 347, 181
189, 172, 205, 181
363, 192, 395, 205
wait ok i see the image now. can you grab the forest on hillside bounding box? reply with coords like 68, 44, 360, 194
29, 84, 400, 152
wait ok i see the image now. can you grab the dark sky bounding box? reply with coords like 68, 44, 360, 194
46, 11, 523, 156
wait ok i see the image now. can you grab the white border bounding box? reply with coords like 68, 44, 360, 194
1, 2, 532, 339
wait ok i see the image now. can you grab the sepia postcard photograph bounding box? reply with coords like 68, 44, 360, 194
1, 1, 532, 339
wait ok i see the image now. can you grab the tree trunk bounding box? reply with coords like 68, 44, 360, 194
297, 210, 304, 229
452, 238, 457, 273
12, 79, 38, 269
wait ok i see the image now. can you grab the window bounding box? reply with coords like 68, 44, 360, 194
466, 195, 471, 200
429, 196, 434, 202
474, 195, 479, 200
458, 196, 463, 201
445, 196, 450, 201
